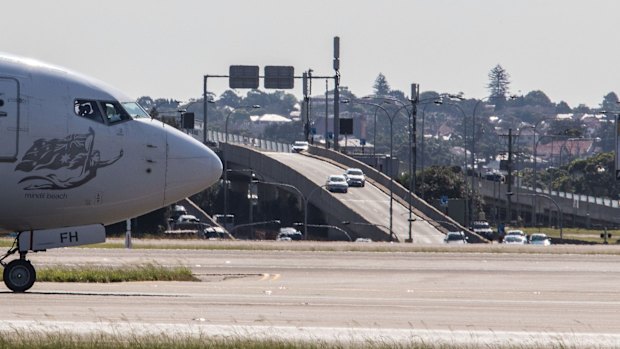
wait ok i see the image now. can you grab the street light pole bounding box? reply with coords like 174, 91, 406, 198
202, 74, 228, 144
223, 105, 260, 228
443, 101, 469, 226
304, 184, 327, 240
510, 192, 563, 240
254, 181, 308, 238
347, 98, 410, 240
408, 84, 420, 243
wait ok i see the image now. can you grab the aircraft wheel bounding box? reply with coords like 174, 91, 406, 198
3, 259, 36, 292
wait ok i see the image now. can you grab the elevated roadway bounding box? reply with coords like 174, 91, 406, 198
267, 151, 444, 244
221, 142, 457, 243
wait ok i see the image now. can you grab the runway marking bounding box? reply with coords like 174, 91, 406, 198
260, 273, 281, 281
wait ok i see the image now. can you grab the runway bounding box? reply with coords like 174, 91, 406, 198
2, 242, 620, 347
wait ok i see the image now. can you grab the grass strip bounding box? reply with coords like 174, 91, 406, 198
0, 330, 580, 349
1, 264, 198, 283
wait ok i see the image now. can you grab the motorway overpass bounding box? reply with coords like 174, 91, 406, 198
477, 176, 620, 229
211, 133, 477, 243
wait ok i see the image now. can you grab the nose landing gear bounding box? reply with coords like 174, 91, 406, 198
0, 233, 36, 293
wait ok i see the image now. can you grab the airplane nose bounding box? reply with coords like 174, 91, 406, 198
165, 130, 222, 203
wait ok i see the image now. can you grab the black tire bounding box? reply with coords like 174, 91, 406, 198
3, 259, 36, 293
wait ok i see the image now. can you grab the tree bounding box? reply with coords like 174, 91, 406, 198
137, 96, 154, 111
373, 73, 390, 96
523, 90, 552, 107
555, 101, 571, 114
600, 92, 619, 112
219, 90, 241, 107
486, 64, 511, 103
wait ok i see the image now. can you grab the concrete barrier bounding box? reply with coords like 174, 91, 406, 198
307, 145, 487, 243
222, 143, 389, 241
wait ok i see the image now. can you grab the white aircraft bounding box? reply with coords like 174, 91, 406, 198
0, 53, 222, 292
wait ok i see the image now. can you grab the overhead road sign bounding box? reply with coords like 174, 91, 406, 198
229, 65, 259, 89
264, 66, 294, 89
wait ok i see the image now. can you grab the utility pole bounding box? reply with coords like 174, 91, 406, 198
333, 36, 340, 151
506, 128, 513, 224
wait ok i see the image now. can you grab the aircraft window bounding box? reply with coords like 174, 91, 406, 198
101, 101, 131, 124
74, 100, 104, 123
122, 102, 149, 119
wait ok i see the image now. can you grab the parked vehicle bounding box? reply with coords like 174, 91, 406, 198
529, 233, 551, 246
170, 204, 188, 221
343, 168, 366, 187
277, 227, 303, 241
444, 231, 468, 244
291, 141, 309, 152
505, 229, 527, 239
176, 214, 200, 223
326, 175, 349, 193
471, 220, 494, 240
484, 171, 505, 182
502, 235, 527, 244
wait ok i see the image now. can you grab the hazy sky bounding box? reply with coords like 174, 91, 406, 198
4, 0, 619, 108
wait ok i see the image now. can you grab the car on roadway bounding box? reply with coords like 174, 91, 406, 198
505, 229, 527, 239
326, 174, 349, 193
277, 227, 303, 241
354, 238, 372, 243
444, 231, 468, 244
176, 214, 200, 223
502, 235, 527, 244
471, 220, 494, 240
529, 233, 551, 246
343, 168, 366, 187
291, 141, 309, 153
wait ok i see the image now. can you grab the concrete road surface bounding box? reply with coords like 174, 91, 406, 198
267, 152, 444, 244
1, 243, 620, 347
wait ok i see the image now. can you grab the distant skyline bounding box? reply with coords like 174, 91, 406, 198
3, 0, 620, 108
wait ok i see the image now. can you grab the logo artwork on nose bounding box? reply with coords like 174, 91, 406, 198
15, 128, 123, 190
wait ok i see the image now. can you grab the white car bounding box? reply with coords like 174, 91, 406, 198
502, 235, 527, 244
326, 174, 349, 193
176, 214, 200, 223
291, 141, 309, 152
471, 220, 494, 240
529, 233, 551, 246
344, 168, 366, 187
277, 227, 303, 241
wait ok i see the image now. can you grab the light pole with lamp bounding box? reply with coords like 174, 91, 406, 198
303, 184, 327, 240
508, 192, 563, 240
516, 118, 553, 226
223, 105, 261, 228
341, 220, 390, 241
342, 98, 409, 240
294, 223, 352, 241
442, 101, 470, 226
252, 180, 312, 239
226, 168, 262, 238
229, 220, 281, 238
363, 94, 417, 242
418, 97, 445, 199
371, 101, 389, 156
469, 95, 519, 222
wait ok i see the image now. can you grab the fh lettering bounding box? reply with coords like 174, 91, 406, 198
60, 231, 78, 243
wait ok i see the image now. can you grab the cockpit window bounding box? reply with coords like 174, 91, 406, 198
74, 100, 104, 123
101, 101, 131, 124
122, 102, 150, 119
